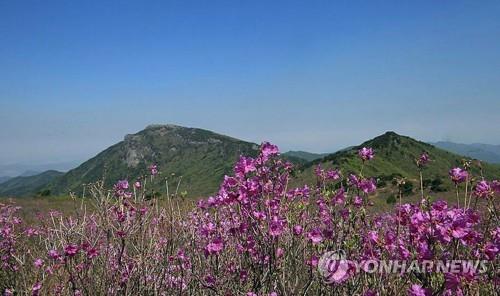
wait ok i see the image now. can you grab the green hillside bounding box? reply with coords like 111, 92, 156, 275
0, 170, 64, 197
45, 124, 260, 197
296, 131, 500, 191
282, 151, 329, 162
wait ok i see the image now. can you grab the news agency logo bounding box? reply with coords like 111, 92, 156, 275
318, 250, 350, 284
318, 249, 490, 284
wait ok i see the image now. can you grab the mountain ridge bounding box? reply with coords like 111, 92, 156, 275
2, 127, 499, 198
0, 176, 11, 185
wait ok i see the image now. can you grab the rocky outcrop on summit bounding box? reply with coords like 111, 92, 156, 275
44, 124, 259, 197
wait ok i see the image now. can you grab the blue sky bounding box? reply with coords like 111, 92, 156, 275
1, 0, 500, 166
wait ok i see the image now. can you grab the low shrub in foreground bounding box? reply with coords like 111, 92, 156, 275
0, 143, 498, 295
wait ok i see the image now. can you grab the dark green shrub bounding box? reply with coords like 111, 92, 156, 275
386, 194, 397, 204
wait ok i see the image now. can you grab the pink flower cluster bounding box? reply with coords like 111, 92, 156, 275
358, 147, 375, 161
449, 167, 468, 184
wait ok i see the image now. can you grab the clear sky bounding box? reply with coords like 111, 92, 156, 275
1, 0, 500, 166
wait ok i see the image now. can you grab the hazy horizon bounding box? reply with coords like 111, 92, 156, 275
1, 1, 500, 165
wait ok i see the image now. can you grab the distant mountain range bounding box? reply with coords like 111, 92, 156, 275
0, 170, 45, 187
0, 170, 64, 197
0, 176, 12, 184
1, 126, 499, 198
431, 141, 500, 164
19, 170, 42, 177
0, 161, 79, 179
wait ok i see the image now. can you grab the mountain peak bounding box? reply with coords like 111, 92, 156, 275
126, 124, 196, 141
382, 131, 400, 137
374, 131, 404, 141
359, 131, 416, 150
301, 132, 500, 192
145, 124, 184, 130
44, 125, 260, 197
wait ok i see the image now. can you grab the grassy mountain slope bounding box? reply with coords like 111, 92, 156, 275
297, 132, 500, 190
282, 151, 329, 162
0, 170, 64, 197
46, 124, 260, 197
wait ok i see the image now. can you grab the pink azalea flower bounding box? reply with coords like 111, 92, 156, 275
234, 156, 256, 178
358, 147, 374, 161
206, 238, 224, 255
315, 164, 325, 178
48, 249, 59, 260
491, 180, 500, 193
474, 180, 492, 198
276, 248, 284, 258
307, 255, 319, 267
149, 164, 158, 176
204, 274, 216, 286
25, 227, 39, 237
348, 174, 360, 187
33, 258, 43, 268
268, 216, 285, 237
116, 180, 129, 190
293, 225, 303, 236
444, 273, 461, 291
484, 242, 498, 260
32, 282, 42, 296
64, 244, 79, 257
326, 169, 341, 180
307, 228, 323, 244
399, 244, 411, 259
333, 188, 346, 205
449, 168, 468, 184
408, 284, 431, 296
113, 180, 130, 197
417, 152, 430, 167
86, 248, 99, 259
359, 178, 377, 194
367, 231, 379, 244
353, 195, 363, 208
261, 142, 279, 160
201, 222, 216, 236
252, 211, 266, 220
223, 175, 238, 188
